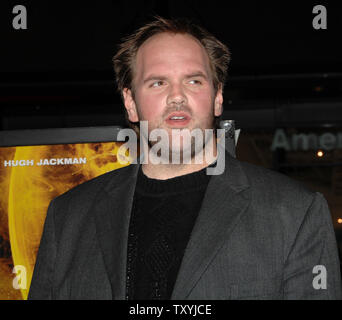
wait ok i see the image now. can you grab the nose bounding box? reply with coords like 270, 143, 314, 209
166, 83, 187, 107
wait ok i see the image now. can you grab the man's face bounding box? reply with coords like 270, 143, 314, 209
123, 32, 223, 157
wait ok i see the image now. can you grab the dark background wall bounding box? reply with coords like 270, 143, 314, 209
0, 0, 341, 130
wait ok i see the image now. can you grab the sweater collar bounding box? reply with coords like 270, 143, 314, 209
135, 163, 215, 195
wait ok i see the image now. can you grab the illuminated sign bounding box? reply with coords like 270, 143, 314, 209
271, 129, 342, 151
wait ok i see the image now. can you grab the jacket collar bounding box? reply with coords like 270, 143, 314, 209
93, 163, 139, 299
171, 150, 251, 299
93, 149, 251, 299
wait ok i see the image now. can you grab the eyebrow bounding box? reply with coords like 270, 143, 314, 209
184, 71, 208, 80
143, 71, 208, 84
143, 75, 167, 84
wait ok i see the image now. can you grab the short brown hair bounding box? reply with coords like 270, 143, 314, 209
113, 15, 231, 96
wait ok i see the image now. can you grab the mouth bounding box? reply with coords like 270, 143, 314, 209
165, 111, 191, 127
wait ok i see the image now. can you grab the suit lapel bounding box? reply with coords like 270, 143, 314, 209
92, 151, 251, 300
93, 163, 139, 299
171, 152, 251, 299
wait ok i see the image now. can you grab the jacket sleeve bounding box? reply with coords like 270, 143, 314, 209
283, 192, 342, 299
28, 199, 57, 300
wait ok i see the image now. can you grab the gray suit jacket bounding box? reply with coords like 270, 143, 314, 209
28, 151, 342, 299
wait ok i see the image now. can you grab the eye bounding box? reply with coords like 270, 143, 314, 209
150, 80, 164, 88
189, 79, 201, 85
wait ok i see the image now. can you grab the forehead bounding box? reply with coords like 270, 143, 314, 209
134, 32, 212, 79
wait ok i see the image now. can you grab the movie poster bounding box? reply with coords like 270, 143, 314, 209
0, 142, 129, 300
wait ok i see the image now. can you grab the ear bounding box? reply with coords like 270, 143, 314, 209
122, 88, 139, 122
214, 84, 223, 117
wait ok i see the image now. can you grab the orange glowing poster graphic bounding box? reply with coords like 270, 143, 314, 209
0, 142, 130, 300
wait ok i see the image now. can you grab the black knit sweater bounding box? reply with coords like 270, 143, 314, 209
126, 165, 212, 300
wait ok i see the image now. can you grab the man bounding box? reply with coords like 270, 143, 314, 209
29, 16, 342, 300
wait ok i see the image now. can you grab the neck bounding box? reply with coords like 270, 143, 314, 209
142, 136, 218, 180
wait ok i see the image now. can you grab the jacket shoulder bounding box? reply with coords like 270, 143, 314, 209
55, 164, 131, 202
48, 164, 134, 227
234, 160, 329, 251
237, 159, 316, 209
